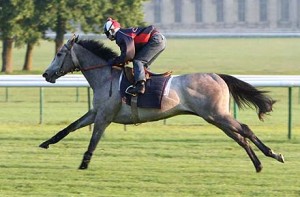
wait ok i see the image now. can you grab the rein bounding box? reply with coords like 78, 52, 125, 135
80, 65, 107, 71
70, 47, 123, 71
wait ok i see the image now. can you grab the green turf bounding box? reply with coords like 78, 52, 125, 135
0, 38, 300, 196
0, 124, 299, 196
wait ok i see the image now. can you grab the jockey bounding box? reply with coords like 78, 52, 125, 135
103, 17, 166, 95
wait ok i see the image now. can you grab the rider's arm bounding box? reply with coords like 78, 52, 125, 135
111, 31, 135, 66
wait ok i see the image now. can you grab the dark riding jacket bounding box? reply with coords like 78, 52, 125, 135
110, 25, 158, 66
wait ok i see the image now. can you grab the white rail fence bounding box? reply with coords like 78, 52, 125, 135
1, 75, 300, 139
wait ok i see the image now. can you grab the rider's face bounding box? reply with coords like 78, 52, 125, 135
108, 34, 115, 41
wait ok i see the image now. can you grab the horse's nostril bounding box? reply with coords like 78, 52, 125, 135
42, 73, 48, 78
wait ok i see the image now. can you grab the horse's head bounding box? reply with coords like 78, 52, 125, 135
43, 35, 79, 83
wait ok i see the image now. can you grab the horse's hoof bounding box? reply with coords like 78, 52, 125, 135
39, 142, 49, 149
278, 154, 285, 163
256, 164, 263, 173
78, 161, 89, 170
78, 164, 88, 170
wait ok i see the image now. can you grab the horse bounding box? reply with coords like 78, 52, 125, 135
40, 35, 284, 172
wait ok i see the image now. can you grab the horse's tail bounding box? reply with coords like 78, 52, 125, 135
218, 74, 276, 121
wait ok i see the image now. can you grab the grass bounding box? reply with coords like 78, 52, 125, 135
0, 38, 300, 196
0, 124, 299, 196
157, 38, 300, 75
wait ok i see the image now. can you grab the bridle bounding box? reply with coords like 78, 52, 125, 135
53, 43, 79, 77
55, 41, 109, 77
58, 37, 117, 97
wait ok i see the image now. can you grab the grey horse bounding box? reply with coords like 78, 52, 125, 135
40, 35, 284, 172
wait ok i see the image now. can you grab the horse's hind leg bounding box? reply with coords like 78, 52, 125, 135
224, 130, 263, 172
205, 115, 263, 172
39, 109, 96, 149
239, 124, 284, 163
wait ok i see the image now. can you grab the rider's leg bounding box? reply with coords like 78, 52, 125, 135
132, 59, 146, 94
127, 34, 166, 95
139, 33, 166, 68
126, 59, 146, 95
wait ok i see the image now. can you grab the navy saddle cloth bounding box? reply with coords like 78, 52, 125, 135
120, 74, 171, 109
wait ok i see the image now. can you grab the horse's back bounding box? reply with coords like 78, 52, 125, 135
170, 73, 228, 94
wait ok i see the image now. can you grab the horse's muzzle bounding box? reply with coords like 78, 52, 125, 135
42, 71, 56, 83
42, 72, 52, 82
42, 72, 48, 78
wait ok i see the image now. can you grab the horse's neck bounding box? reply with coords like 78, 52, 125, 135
73, 45, 120, 90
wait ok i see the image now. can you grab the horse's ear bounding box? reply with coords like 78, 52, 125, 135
75, 35, 79, 43
66, 34, 77, 49
70, 34, 76, 43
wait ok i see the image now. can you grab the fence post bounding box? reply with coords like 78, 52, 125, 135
298, 87, 300, 104
87, 87, 92, 131
288, 87, 292, 139
233, 102, 238, 119
76, 87, 80, 102
5, 87, 9, 102
39, 87, 44, 124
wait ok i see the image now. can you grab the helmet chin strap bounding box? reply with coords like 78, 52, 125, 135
108, 28, 120, 40
108, 34, 115, 41
111, 28, 120, 36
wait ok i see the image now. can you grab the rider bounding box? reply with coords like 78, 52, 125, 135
103, 17, 166, 95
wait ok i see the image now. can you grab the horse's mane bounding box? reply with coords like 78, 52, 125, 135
76, 39, 118, 61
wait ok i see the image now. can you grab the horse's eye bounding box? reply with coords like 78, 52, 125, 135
57, 53, 62, 57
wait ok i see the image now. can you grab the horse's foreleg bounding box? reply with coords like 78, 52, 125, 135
39, 110, 96, 149
240, 124, 285, 163
79, 113, 111, 170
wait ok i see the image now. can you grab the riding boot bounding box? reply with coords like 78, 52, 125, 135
127, 80, 145, 95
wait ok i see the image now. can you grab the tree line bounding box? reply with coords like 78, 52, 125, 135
0, 0, 146, 73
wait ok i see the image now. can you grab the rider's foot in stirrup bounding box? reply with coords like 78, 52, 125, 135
127, 81, 145, 95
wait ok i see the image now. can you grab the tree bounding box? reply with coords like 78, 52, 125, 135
0, 0, 148, 72
105, 0, 147, 27
0, 0, 34, 73
47, 0, 147, 53
45, 0, 109, 53
18, 0, 52, 71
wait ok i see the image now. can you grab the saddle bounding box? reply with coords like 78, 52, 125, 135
119, 67, 172, 123
123, 67, 172, 84
121, 67, 172, 104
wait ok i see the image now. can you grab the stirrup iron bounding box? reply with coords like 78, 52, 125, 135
125, 85, 137, 97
